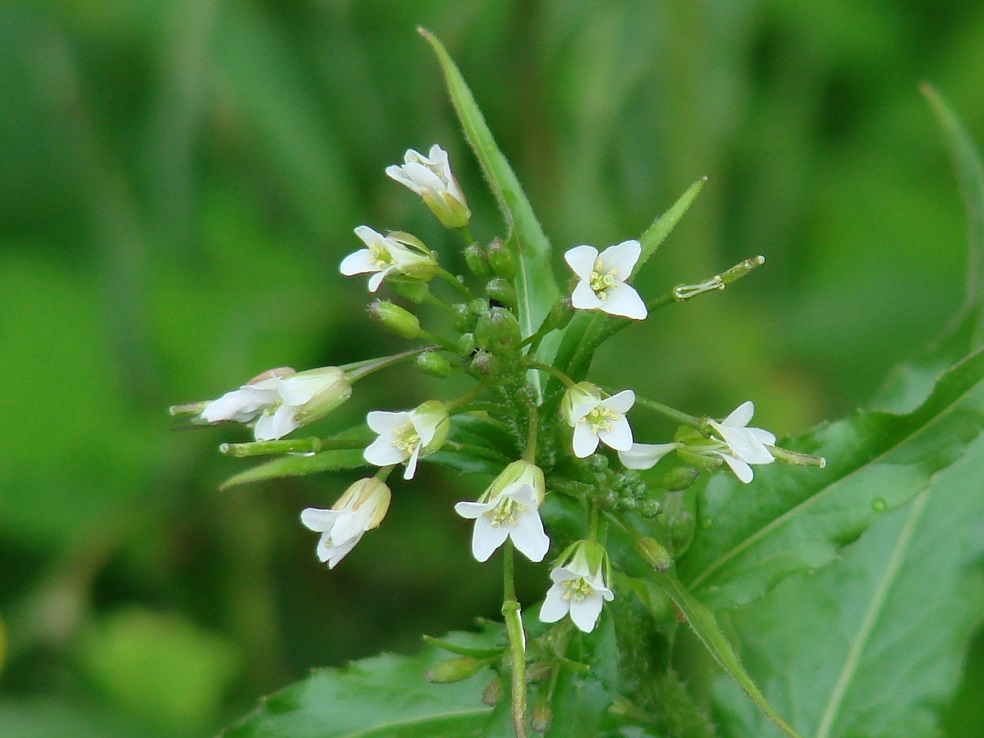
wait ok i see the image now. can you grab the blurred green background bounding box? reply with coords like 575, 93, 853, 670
2, 1, 983, 736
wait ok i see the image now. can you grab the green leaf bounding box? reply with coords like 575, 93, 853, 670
634, 177, 708, 277
711, 432, 984, 738
678, 343, 984, 609
420, 29, 559, 345
645, 573, 802, 738
874, 84, 984, 413
221, 630, 499, 738
219, 448, 370, 489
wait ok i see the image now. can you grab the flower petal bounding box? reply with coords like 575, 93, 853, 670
367, 411, 409, 434
618, 442, 678, 470
363, 435, 409, 466
722, 401, 755, 428
564, 245, 599, 279
603, 390, 636, 415
339, 249, 375, 276
569, 592, 605, 633
572, 422, 600, 458
598, 415, 633, 452
538, 584, 571, 623
571, 280, 604, 311
470, 516, 510, 562
599, 240, 641, 281
600, 283, 647, 320
717, 452, 754, 483
510, 509, 550, 563
454, 500, 492, 520
300, 507, 339, 532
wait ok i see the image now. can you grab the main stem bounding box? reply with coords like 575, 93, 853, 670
502, 542, 528, 738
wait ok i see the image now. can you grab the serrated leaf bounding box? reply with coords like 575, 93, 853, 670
646, 573, 802, 738
711, 432, 984, 738
678, 344, 984, 609
221, 630, 499, 738
421, 29, 559, 348
873, 84, 984, 412
219, 448, 370, 489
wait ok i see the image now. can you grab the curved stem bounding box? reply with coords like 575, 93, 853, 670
343, 345, 439, 382
525, 360, 576, 389
633, 395, 702, 429
437, 267, 475, 301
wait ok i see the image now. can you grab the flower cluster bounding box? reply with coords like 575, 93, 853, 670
171, 141, 820, 642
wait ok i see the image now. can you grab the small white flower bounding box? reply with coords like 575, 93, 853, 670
364, 401, 450, 480
300, 478, 391, 569
340, 226, 437, 293
707, 401, 776, 483
454, 460, 550, 563
539, 541, 614, 633
564, 241, 647, 320
562, 382, 635, 458
618, 442, 680, 470
386, 145, 471, 229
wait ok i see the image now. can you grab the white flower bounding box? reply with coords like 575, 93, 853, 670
562, 382, 635, 458
618, 442, 679, 470
300, 478, 391, 569
539, 541, 614, 633
363, 401, 450, 480
340, 226, 437, 293
564, 241, 647, 320
198, 366, 351, 442
385, 145, 471, 229
454, 460, 550, 563
707, 401, 776, 483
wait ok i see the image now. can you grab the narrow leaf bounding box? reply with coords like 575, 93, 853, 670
420, 28, 559, 346
874, 85, 984, 412
678, 343, 984, 609
712, 434, 984, 738
647, 573, 802, 738
219, 448, 369, 489
221, 630, 499, 738
634, 177, 708, 277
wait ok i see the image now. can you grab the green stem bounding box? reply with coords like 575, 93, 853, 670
458, 225, 476, 245
525, 360, 576, 389
447, 382, 489, 412
633, 395, 702, 429
502, 542, 528, 738
418, 329, 459, 353
423, 290, 455, 314
343, 345, 438, 382
438, 267, 475, 300
220, 437, 323, 457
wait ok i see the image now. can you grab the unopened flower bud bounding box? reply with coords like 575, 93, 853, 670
531, 698, 553, 732
415, 351, 453, 378
486, 238, 517, 280
661, 465, 699, 491
468, 350, 500, 379
469, 298, 490, 316
542, 297, 573, 332
387, 276, 432, 304
475, 307, 522, 352
427, 656, 484, 683
464, 243, 491, 278
635, 537, 674, 571
451, 303, 475, 332
482, 677, 504, 706
456, 332, 477, 356
385, 145, 471, 229
368, 300, 420, 339
485, 277, 516, 308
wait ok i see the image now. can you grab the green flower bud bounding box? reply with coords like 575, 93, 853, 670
456, 332, 477, 356
416, 400, 451, 455
486, 238, 517, 280
427, 657, 483, 684
368, 300, 420, 339
635, 537, 674, 571
483, 460, 546, 507
415, 351, 453, 378
531, 698, 553, 732
387, 276, 431, 304
469, 298, 490, 316
463, 243, 491, 278
485, 277, 516, 307
468, 350, 500, 379
661, 465, 699, 491
451, 303, 475, 332
542, 297, 573, 332
475, 307, 522, 352
482, 678, 504, 706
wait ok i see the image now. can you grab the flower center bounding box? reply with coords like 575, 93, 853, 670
560, 576, 594, 603
583, 405, 619, 435
369, 243, 395, 270
392, 422, 421, 456
588, 258, 619, 300
486, 497, 524, 529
